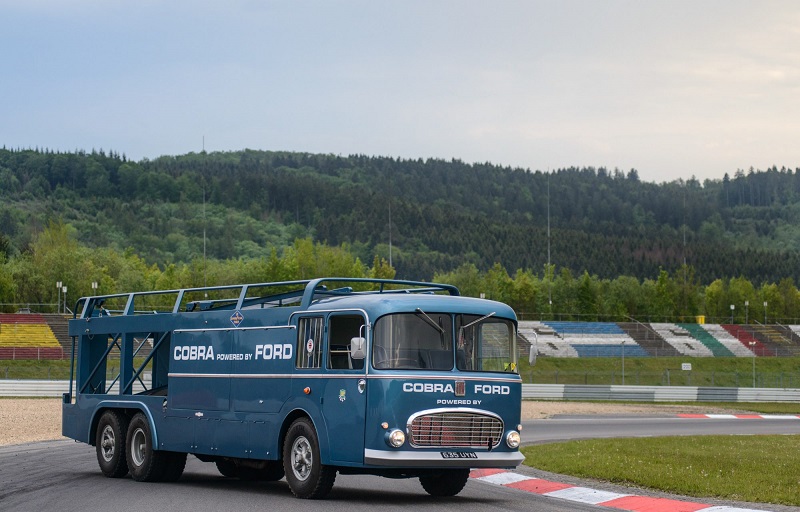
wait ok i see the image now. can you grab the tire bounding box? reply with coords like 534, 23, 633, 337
419, 469, 470, 497
126, 412, 168, 482
239, 461, 285, 482
216, 459, 239, 478
161, 452, 188, 482
282, 418, 336, 499
95, 410, 129, 478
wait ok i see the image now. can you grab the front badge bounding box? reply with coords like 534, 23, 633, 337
455, 380, 466, 397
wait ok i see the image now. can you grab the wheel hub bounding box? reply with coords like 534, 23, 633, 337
131, 427, 146, 467
100, 425, 115, 462
290, 435, 312, 481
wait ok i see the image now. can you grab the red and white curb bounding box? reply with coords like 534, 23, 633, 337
470, 469, 769, 512
678, 414, 800, 420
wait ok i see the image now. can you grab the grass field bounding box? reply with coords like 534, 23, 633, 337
0, 359, 146, 380
522, 435, 800, 507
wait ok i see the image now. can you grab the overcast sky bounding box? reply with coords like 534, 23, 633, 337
3, 1, 799, 183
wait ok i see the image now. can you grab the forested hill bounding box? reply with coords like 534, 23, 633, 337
1, 147, 799, 283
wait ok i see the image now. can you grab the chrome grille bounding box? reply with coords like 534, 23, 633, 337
408, 411, 503, 448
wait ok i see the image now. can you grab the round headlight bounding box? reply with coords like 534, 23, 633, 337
506, 430, 521, 449
387, 429, 406, 448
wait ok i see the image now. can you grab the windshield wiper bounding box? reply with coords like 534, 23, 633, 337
457, 312, 496, 344
415, 308, 445, 334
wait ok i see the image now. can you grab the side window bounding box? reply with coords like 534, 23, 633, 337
327, 314, 365, 371
297, 317, 323, 369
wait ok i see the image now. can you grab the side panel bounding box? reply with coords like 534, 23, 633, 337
165, 326, 295, 459
231, 329, 294, 413
169, 330, 233, 411
320, 376, 367, 464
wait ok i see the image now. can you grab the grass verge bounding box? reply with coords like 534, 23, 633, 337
522, 435, 800, 506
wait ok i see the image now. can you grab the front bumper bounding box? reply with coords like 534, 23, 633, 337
364, 448, 525, 468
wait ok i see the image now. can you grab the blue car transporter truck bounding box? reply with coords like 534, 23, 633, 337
62, 278, 529, 499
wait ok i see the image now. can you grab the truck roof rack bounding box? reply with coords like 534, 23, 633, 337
74, 278, 460, 319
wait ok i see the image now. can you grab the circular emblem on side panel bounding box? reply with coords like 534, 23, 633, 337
306, 339, 314, 353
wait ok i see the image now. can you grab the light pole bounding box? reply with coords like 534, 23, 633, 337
744, 300, 749, 324
730, 304, 735, 324
56, 281, 62, 314
92, 281, 98, 295
621, 339, 626, 385
62, 286, 67, 314
764, 301, 768, 324
749, 341, 756, 387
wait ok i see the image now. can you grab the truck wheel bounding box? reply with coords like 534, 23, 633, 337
239, 461, 285, 482
95, 410, 129, 478
126, 412, 167, 482
161, 452, 188, 482
282, 418, 336, 499
419, 469, 470, 497
216, 459, 239, 477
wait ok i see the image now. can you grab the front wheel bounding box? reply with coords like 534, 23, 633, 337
126, 413, 168, 482
282, 418, 336, 499
419, 469, 470, 497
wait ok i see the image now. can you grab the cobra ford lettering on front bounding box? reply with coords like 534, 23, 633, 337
403, 381, 510, 406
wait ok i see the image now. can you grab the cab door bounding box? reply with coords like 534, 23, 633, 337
320, 312, 368, 464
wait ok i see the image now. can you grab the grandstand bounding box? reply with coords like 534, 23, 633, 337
518, 320, 798, 359
0, 313, 65, 360
701, 325, 755, 357
517, 321, 577, 357
718, 324, 766, 356
649, 323, 713, 357
756, 325, 800, 355
540, 321, 648, 358
618, 322, 680, 357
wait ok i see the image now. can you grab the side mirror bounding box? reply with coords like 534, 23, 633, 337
350, 337, 366, 360
528, 332, 538, 365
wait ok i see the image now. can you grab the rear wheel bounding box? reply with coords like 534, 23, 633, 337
282, 418, 336, 499
126, 413, 168, 482
95, 410, 129, 478
419, 469, 470, 497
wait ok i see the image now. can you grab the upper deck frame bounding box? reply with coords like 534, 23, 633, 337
73, 278, 460, 320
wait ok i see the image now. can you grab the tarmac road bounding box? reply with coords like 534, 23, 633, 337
0, 440, 602, 512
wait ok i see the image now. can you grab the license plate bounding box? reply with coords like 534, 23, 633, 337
440, 451, 478, 459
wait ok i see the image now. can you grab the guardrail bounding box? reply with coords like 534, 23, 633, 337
522, 384, 800, 402
3, 381, 799, 402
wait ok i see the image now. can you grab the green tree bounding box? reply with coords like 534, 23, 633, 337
577, 271, 599, 321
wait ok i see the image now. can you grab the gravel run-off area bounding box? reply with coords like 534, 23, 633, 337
0, 398, 744, 447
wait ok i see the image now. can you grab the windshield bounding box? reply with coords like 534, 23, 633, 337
372, 312, 517, 373
456, 314, 517, 372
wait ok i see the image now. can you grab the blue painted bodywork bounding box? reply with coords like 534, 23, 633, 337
63, 278, 523, 472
